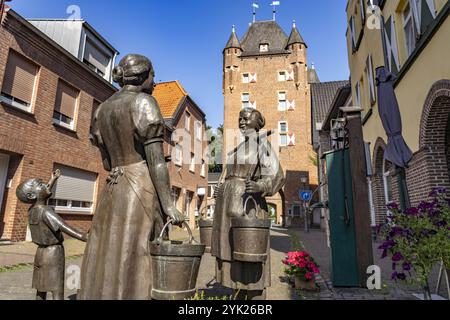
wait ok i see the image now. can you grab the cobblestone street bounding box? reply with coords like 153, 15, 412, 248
0, 227, 448, 300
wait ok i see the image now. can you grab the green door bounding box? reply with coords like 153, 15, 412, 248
325, 149, 359, 287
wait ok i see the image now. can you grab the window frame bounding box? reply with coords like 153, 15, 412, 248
241, 93, 250, 109
189, 153, 196, 173
279, 121, 288, 147
278, 91, 287, 111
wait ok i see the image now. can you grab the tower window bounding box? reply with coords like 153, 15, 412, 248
278, 91, 287, 111
278, 71, 287, 82
279, 121, 288, 146
259, 44, 269, 52
242, 93, 250, 109
242, 73, 250, 84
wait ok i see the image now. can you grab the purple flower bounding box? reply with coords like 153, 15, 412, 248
389, 227, 404, 238
435, 220, 447, 227
391, 271, 407, 281
381, 249, 388, 259
405, 207, 419, 216
392, 263, 397, 271
429, 187, 447, 197
392, 252, 404, 262
387, 202, 399, 211
402, 262, 412, 271
419, 201, 435, 211
378, 240, 395, 250
397, 273, 406, 281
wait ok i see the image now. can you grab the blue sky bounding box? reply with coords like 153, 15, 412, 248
10, 0, 350, 128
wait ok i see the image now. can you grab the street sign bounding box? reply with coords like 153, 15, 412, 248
300, 190, 312, 202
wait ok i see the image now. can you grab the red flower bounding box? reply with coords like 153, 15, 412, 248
305, 272, 313, 280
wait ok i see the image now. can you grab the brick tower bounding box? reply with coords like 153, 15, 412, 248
222, 20, 318, 226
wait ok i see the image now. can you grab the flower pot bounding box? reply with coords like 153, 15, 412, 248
294, 275, 317, 291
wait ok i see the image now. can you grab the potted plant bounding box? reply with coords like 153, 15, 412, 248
378, 187, 450, 300
282, 251, 320, 291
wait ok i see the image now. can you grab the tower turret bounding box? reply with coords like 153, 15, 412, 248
223, 26, 242, 93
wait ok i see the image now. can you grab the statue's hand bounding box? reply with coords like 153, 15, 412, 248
52, 169, 61, 179
81, 232, 88, 242
245, 180, 264, 194
166, 206, 185, 225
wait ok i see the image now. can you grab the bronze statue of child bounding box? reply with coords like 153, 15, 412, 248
16, 170, 88, 300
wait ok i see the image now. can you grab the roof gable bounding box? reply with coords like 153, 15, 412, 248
152, 81, 187, 118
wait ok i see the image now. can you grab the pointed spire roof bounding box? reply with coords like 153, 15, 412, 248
286, 21, 307, 48
224, 25, 241, 51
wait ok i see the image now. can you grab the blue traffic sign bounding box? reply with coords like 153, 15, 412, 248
300, 190, 312, 202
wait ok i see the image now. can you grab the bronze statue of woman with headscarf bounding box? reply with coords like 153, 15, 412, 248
211, 108, 285, 300
78, 54, 184, 300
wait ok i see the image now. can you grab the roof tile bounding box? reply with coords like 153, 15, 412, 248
152, 81, 187, 118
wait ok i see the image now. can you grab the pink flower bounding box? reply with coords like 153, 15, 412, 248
305, 272, 313, 280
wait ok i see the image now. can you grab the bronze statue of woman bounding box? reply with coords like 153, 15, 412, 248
78, 54, 184, 300
211, 108, 285, 300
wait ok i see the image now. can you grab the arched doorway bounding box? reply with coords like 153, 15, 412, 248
418, 80, 450, 202
372, 138, 393, 226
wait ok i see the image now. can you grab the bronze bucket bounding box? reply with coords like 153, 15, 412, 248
198, 218, 213, 253
150, 220, 206, 300
231, 196, 272, 263
198, 204, 214, 253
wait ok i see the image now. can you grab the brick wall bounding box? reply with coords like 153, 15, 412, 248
0, 13, 115, 241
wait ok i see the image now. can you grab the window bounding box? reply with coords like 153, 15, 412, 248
278, 71, 287, 82
185, 112, 191, 131
403, 1, 418, 57
53, 80, 79, 130
201, 160, 206, 177
259, 43, 269, 52
175, 144, 183, 166
171, 187, 180, 207
278, 91, 287, 111
242, 93, 250, 109
195, 121, 202, 141
366, 55, 376, 104
49, 165, 97, 214
83, 38, 110, 78
279, 122, 288, 146
0, 50, 39, 113
190, 153, 195, 173
242, 73, 250, 83
355, 81, 361, 108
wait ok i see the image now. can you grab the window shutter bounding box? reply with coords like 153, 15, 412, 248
250, 73, 257, 83
359, 0, 366, 24
250, 101, 257, 109
366, 55, 376, 104
55, 80, 78, 119
288, 100, 296, 111
84, 39, 109, 74
383, 16, 400, 74
2, 51, 38, 104
287, 70, 295, 81
288, 133, 296, 146
350, 16, 357, 50
420, 0, 436, 34
52, 165, 97, 202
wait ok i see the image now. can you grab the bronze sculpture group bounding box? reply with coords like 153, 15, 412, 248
17, 54, 285, 300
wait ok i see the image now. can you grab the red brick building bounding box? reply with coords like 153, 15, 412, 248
0, 10, 118, 241
153, 81, 208, 230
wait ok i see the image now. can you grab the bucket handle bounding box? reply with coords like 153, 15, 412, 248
157, 219, 195, 244
243, 196, 258, 219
